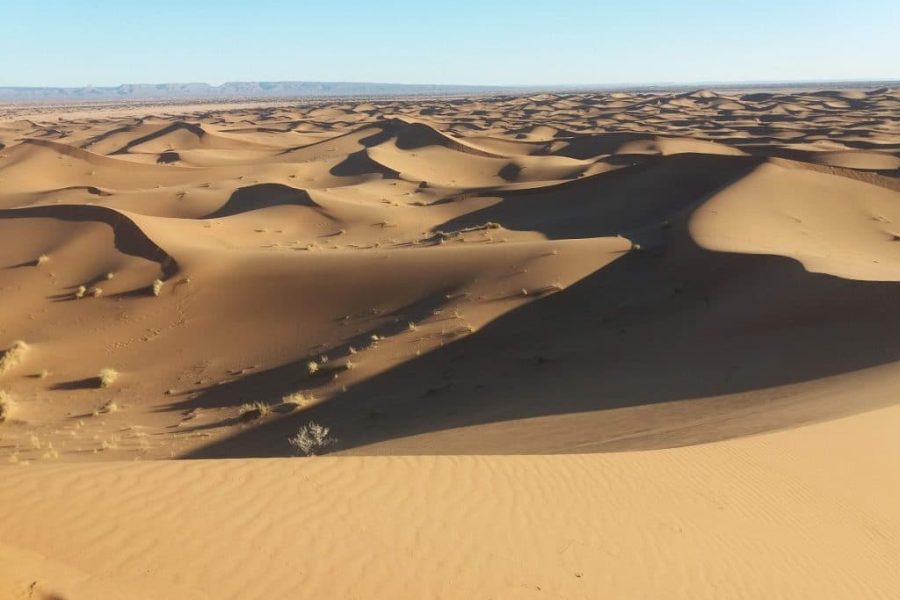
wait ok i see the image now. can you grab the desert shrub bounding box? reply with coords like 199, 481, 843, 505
35, 254, 50, 266
0, 390, 14, 423
152, 279, 164, 297
281, 391, 314, 409
94, 399, 118, 415
98, 368, 119, 388
0, 341, 29, 374
288, 421, 334, 456
238, 401, 270, 420
306, 361, 319, 376
75, 285, 87, 299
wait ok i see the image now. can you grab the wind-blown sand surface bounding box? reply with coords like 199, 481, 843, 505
1, 89, 898, 598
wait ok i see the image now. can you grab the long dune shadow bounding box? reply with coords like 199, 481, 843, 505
438, 153, 763, 241
183, 233, 900, 458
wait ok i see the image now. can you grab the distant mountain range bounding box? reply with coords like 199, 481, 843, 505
0, 81, 525, 102
1, 80, 896, 103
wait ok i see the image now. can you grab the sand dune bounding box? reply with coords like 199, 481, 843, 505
2, 405, 900, 599
0, 88, 898, 598
0, 89, 897, 458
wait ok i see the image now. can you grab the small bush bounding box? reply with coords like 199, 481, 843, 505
94, 399, 118, 415
75, 285, 87, 299
281, 391, 314, 409
238, 401, 270, 420
152, 279, 164, 297
0, 390, 14, 423
98, 368, 119, 388
306, 361, 319, 376
0, 341, 29, 374
288, 421, 334, 456
35, 254, 50, 266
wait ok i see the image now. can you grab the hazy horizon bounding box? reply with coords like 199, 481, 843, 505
3, 76, 899, 90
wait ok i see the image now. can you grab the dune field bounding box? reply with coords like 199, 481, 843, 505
0, 89, 898, 598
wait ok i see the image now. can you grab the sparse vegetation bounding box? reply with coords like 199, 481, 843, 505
75, 285, 87, 299
0, 340, 29, 374
35, 254, 50, 266
306, 361, 319, 376
238, 401, 270, 420
94, 399, 118, 415
89, 287, 103, 298
288, 421, 334, 456
281, 391, 314, 409
98, 367, 119, 388
152, 279, 164, 297
0, 390, 14, 423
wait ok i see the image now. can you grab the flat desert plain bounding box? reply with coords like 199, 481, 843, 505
0, 89, 898, 599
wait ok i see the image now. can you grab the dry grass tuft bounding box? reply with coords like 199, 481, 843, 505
238, 402, 270, 420
98, 368, 119, 388
288, 421, 334, 456
0, 341, 29, 374
0, 390, 14, 423
281, 391, 314, 410
94, 399, 118, 415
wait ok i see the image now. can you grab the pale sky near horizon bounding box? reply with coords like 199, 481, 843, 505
2, 0, 898, 87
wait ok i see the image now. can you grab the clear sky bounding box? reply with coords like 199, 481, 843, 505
2, 0, 898, 87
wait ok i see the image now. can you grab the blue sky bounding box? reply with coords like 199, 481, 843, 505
2, 0, 897, 86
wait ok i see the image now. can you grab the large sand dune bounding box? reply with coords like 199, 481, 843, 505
1, 89, 898, 598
